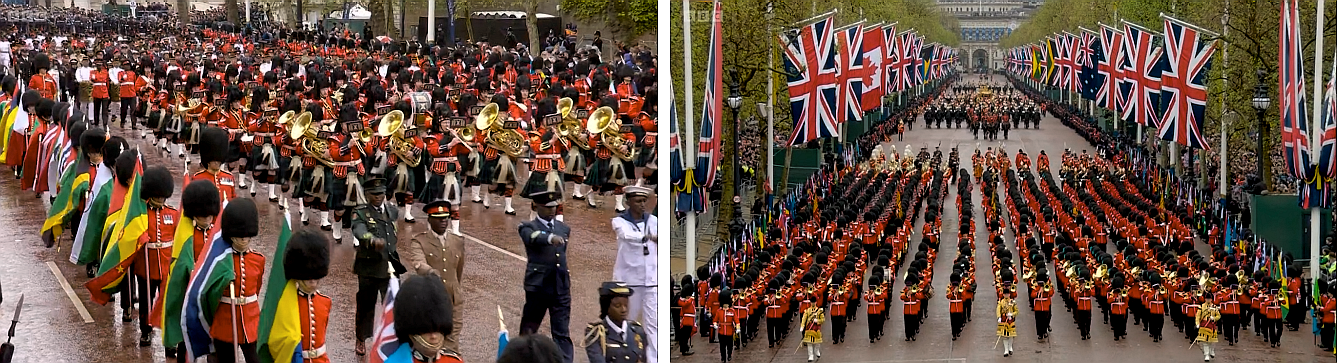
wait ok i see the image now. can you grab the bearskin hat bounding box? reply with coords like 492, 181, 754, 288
31, 53, 50, 72
113, 147, 138, 186
52, 102, 70, 125
284, 228, 331, 281
221, 198, 259, 241
36, 99, 54, 119
182, 180, 220, 218
490, 94, 509, 111
306, 103, 325, 122
394, 275, 454, 343
0, 75, 15, 95
339, 103, 360, 123
226, 85, 244, 104
81, 127, 107, 158
67, 121, 87, 149
140, 166, 174, 200
197, 126, 230, 165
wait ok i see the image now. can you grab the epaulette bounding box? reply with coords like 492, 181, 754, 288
583, 321, 605, 348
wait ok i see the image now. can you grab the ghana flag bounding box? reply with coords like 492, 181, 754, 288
258, 208, 303, 363
85, 155, 148, 305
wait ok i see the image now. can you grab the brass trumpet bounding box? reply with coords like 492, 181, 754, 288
381, 110, 422, 167
475, 103, 526, 157
288, 111, 335, 167
556, 98, 590, 150
586, 106, 635, 161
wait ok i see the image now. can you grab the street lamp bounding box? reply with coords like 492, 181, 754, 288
1252, 69, 1271, 183
727, 71, 744, 199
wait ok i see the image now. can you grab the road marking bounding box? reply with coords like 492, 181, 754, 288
461, 233, 527, 262
47, 261, 94, 323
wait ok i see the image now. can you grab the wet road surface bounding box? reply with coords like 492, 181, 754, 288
669, 75, 1334, 363
0, 121, 652, 363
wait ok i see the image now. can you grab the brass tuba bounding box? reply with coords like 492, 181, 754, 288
288, 111, 335, 167
586, 106, 635, 161
556, 98, 590, 150
475, 103, 526, 157
277, 110, 296, 126
381, 110, 421, 167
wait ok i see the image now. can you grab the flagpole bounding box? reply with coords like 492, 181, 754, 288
683, 0, 697, 273
766, 0, 775, 194
1219, 0, 1229, 199
1310, 0, 1325, 284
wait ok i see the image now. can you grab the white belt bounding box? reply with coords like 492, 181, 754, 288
645, 132, 657, 136
536, 154, 560, 159
434, 157, 458, 162
302, 345, 326, 359
219, 295, 259, 305
146, 241, 173, 249
254, 133, 275, 137
334, 160, 360, 167
683, 313, 695, 317
120, 82, 134, 86
93, 82, 107, 86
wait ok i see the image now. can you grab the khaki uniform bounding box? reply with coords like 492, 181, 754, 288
403, 229, 466, 352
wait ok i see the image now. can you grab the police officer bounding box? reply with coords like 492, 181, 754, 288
584, 282, 648, 363
519, 190, 574, 362
351, 177, 401, 356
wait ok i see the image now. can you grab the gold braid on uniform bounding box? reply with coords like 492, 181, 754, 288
584, 322, 607, 357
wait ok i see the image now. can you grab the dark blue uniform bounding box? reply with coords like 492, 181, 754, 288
584, 319, 648, 363
519, 217, 573, 362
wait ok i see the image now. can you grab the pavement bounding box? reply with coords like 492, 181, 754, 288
669, 75, 1335, 363
0, 120, 650, 363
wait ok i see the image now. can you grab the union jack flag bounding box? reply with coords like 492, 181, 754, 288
1278, 0, 1310, 180
699, 0, 725, 185
1097, 24, 1126, 111
895, 31, 919, 92
1063, 31, 1082, 92
881, 24, 901, 93
780, 15, 841, 145
836, 21, 867, 123
860, 24, 886, 110
1156, 15, 1216, 151
1121, 21, 1165, 128
1007, 48, 1024, 75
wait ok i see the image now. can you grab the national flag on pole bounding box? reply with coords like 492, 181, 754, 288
1032, 43, 1047, 81
860, 23, 886, 111
41, 153, 90, 243
84, 155, 147, 305
1098, 24, 1127, 111
1279, 0, 1311, 180
257, 209, 303, 363
369, 277, 402, 363
836, 20, 868, 124
1062, 32, 1081, 92
1157, 15, 1216, 151
1045, 36, 1061, 87
0, 79, 27, 165
670, 96, 705, 213
1078, 28, 1104, 101
1316, 41, 1338, 183
780, 13, 841, 145
181, 233, 234, 359
881, 24, 901, 93
893, 30, 918, 92
698, 0, 725, 184
1121, 21, 1166, 128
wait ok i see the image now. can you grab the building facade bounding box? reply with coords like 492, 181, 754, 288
937, 0, 1039, 71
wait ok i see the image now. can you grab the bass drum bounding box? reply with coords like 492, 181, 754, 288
408, 92, 432, 128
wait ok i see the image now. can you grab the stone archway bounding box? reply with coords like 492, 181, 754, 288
973, 49, 990, 71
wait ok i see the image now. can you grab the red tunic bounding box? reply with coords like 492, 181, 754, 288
188, 169, 236, 202
132, 206, 180, 280
210, 250, 265, 344
118, 71, 139, 98
91, 70, 111, 99
28, 73, 57, 100
299, 291, 332, 363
